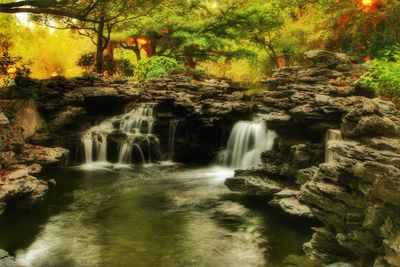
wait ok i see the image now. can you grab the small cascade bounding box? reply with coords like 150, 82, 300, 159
81, 104, 161, 166
81, 120, 114, 164
220, 119, 277, 169
325, 129, 342, 163
167, 119, 180, 161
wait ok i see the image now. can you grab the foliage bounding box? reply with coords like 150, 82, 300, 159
115, 58, 134, 76
358, 45, 400, 102
168, 66, 189, 75
78, 52, 134, 76
135, 56, 178, 81
0, 50, 30, 88
77, 52, 96, 72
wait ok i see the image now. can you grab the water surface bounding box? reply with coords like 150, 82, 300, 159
0, 165, 312, 267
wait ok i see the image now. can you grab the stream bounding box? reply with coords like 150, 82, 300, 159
0, 164, 312, 267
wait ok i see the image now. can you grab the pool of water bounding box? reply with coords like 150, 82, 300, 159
0, 164, 313, 267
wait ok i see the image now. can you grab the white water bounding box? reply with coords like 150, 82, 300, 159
167, 119, 180, 161
81, 104, 159, 166
220, 119, 277, 169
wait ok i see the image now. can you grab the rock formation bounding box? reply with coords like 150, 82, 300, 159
26, 74, 254, 163
225, 50, 400, 266
0, 110, 68, 215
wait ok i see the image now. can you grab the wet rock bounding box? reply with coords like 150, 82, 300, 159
325, 263, 354, 267
269, 189, 314, 218
224, 176, 283, 196
0, 249, 17, 267
0, 165, 49, 215
282, 254, 318, 267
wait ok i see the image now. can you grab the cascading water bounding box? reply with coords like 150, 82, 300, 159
220, 119, 277, 169
167, 119, 180, 161
81, 121, 114, 164
81, 104, 160, 166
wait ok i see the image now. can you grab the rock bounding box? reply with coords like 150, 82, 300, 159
0, 165, 49, 215
0, 124, 24, 152
341, 98, 400, 138
282, 254, 317, 267
19, 144, 69, 166
295, 167, 319, 185
291, 143, 324, 169
0, 249, 17, 267
29, 132, 60, 147
223, 50, 400, 266
49, 106, 86, 131
304, 50, 352, 69
0, 112, 9, 125
303, 228, 357, 264
269, 189, 314, 218
224, 175, 283, 196
0, 152, 16, 168
325, 263, 354, 267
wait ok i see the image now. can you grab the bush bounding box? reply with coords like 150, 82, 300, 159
116, 59, 134, 76
357, 45, 400, 104
135, 56, 179, 81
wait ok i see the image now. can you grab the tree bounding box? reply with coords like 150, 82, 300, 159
36, 0, 160, 73
0, 0, 160, 73
117, 0, 256, 68
0, 0, 99, 21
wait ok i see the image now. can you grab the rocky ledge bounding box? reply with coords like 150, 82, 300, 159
0, 111, 69, 215
225, 50, 400, 266
21, 74, 254, 163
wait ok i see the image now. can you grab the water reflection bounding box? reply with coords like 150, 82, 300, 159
0, 166, 312, 267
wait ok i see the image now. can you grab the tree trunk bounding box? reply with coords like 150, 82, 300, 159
96, 15, 105, 73
133, 40, 141, 61
184, 47, 196, 69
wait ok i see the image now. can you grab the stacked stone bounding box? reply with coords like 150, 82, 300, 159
0, 110, 69, 216
225, 50, 400, 266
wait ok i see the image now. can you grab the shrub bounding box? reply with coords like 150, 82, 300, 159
357, 45, 400, 104
135, 56, 179, 81
115, 59, 134, 76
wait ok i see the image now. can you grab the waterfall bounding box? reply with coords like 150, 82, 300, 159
81, 120, 114, 164
325, 129, 342, 163
220, 119, 277, 169
82, 133, 94, 164
81, 104, 160, 166
167, 119, 180, 161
